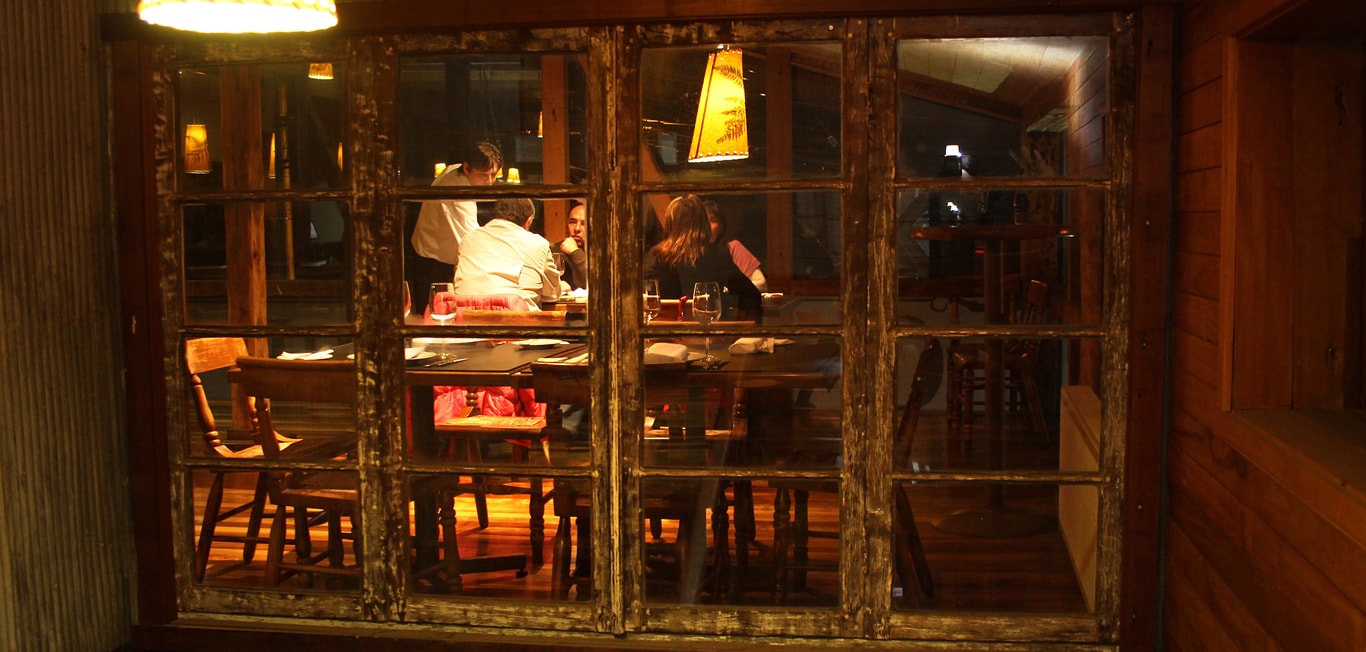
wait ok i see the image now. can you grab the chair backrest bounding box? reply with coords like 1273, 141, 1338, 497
185, 337, 250, 456
1019, 279, 1050, 325
234, 356, 356, 460
893, 338, 941, 466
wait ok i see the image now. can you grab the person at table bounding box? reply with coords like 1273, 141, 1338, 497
409, 141, 502, 314
452, 197, 562, 309
556, 201, 588, 291
644, 194, 762, 321
703, 199, 768, 292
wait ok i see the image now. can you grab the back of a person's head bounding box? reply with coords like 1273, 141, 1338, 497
489, 197, 536, 224
654, 194, 710, 265
465, 141, 503, 171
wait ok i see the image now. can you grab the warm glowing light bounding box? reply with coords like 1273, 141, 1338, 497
138, 0, 337, 34
434, 162, 447, 178
505, 167, 521, 184
184, 124, 211, 174
688, 47, 749, 163
537, 111, 543, 139
267, 134, 277, 179
944, 144, 961, 157
308, 62, 334, 80
336, 142, 343, 171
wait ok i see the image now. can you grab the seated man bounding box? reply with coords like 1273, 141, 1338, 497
452, 197, 561, 309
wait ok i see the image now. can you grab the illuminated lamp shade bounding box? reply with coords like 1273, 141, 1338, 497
138, 0, 338, 34
184, 124, 211, 174
688, 47, 749, 163
505, 167, 520, 184
308, 62, 334, 80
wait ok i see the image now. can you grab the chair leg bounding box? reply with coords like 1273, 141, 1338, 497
265, 504, 287, 587
194, 472, 227, 583
793, 490, 810, 591
242, 472, 270, 563
894, 487, 934, 599
552, 515, 572, 599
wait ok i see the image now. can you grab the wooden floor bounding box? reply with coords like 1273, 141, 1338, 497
192, 408, 1088, 613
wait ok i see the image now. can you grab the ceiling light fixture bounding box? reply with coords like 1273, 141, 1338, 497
138, 0, 338, 34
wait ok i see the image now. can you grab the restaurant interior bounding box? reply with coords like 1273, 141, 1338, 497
3, 0, 1360, 650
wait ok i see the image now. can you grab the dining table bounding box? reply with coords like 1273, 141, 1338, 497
910, 222, 1071, 538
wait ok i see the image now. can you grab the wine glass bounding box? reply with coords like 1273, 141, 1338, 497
643, 279, 661, 325
428, 282, 456, 326
691, 281, 721, 364
402, 281, 412, 320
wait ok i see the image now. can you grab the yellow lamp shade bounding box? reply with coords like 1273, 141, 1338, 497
308, 62, 334, 80
184, 124, 211, 174
138, 0, 337, 34
506, 167, 521, 184
688, 48, 749, 163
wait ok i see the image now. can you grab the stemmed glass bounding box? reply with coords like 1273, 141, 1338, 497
643, 279, 661, 325
428, 282, 456, 326
691, 281, 721, 364
402, 281, 412, 320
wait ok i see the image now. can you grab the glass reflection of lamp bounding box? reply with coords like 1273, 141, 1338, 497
184, 123, 211, 174
308, 62, 334, 80
138, 0, 337, 33
688, 47, 749, 163
505, 167, 521, 184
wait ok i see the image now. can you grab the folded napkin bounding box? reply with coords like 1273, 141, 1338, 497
728, 337, 774, 355
644, 342, 689, 364
278, 348, 334, 360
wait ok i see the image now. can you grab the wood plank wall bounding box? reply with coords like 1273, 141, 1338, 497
1167, 1, 1366, 650
0, 0, 138, 649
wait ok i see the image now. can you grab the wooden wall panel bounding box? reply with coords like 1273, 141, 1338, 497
0, 0, 137, 649
1169, 7, 1366, 649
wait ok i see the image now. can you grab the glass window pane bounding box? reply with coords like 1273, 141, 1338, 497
896, 337, 1102, 474
640, 336, 841, 470
641, 43, 842, 182
897, 37, 1108, 179
183, 201, 351, 326
405, 195, 587, 319
642, 191, 842, 327
896, 188, 1102, 329
897, 481, 1096, 613
639, 476, 840, 607
178, 63, 346, 191
398, 54, 588, 187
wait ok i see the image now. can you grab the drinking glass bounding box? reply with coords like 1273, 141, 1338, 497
402, 281, 412, 320
691, 281, 721, 363
429, 282, 456, 326
643, 279, 661, 324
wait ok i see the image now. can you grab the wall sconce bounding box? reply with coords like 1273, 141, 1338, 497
308, 62, 334, 80
138, 0, 338, 34
688, 47, 749, 163
184, 123, 211, 174
505, 167, 521, 184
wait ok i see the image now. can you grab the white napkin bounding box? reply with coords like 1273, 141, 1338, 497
644, 342, 689, 364
728, 337, 774, 355
278, 348, 333, 360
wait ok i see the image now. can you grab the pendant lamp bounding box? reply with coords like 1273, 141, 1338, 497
184, 124, 211, 174
688, 47, 749, 163
308, 62, 334, 80
138, 0, 338, 34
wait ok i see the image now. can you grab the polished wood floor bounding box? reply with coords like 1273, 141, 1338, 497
192, 407, 1088, 614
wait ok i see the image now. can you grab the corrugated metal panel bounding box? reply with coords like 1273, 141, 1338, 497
1, 1, 136, 649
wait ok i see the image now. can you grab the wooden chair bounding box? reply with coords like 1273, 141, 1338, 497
946, 279, 1052, 447
185, 337, 349, 583
234, 355, 362, 588
770, 339, 938, 604
531, 360, 736, 602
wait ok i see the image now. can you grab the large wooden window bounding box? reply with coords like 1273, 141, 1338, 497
142, 12, 1135, 644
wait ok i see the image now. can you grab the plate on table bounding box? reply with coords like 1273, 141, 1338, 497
513, 339, 569, 349
407, 351, 437, 361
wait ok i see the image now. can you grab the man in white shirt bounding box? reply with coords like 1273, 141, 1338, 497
452, 197, 561, 309
409, 141, 502, 313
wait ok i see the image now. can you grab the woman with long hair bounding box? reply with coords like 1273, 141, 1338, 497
645, 194, 761, 320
